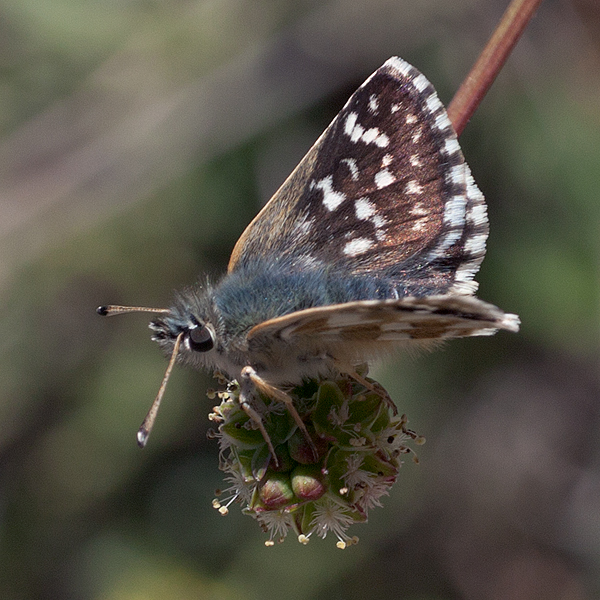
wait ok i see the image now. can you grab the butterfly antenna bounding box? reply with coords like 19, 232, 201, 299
136, 331, 184, 448
97, 305, 170, 316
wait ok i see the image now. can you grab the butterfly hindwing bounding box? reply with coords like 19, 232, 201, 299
247, 295, 520, 350
228, 57, 488, 296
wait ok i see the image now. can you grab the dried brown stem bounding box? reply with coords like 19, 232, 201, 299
448, 0, 545, 137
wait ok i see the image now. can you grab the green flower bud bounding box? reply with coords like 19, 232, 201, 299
291, 465, 327, 501
258, 472, 296, 509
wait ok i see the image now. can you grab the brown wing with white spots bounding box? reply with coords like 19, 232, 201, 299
228, 57, 488, 296
246, 295, 520, 349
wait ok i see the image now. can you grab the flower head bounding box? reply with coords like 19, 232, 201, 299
208, 372, 423, 547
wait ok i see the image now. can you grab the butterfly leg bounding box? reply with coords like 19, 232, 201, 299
240, 366, 318, 460
338, 366, 398, 416
238, 368, 278, 462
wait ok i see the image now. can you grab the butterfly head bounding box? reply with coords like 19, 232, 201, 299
97, 281, 228, 373
152, 310, 212, 347
149, 297, 218, 370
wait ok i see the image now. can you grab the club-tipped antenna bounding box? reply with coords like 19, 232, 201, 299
136, 331, 184, 448
97, 305, 170, 317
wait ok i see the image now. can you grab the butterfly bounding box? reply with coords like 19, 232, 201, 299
98, 57, 519, 457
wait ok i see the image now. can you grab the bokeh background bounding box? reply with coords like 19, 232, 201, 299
0, 0, 599, 598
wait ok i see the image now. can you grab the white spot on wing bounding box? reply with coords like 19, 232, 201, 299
412, 219, 426, 232
294, 254, 323, 269
385, 56, 413, 77
443, 196, 467, 226
411, 203, 427, 216
362, 127, 381, 145
413, 73, 430, 93
374, 228, 387, 241
372, 214, 386, 230
434, 111, 452, 131
405, 180, 423, 195
355, 197, 375, 220
410, 155, 421, 167
292, 215, 314, 235
341, 158, 359, 180
454, 261, 480, 283
344, 237, 374, 256
361, 127, 389, 147
382, 154, 393, 167
427, 230, 462, 258
447, 164, 465, 186
350, 122, 365, 142
467, 203, 487, 226
345, 115, 389, 147
448, 165, 490, 295
443, 138, 460, 156
345, 112, 365, 142
369, 94, 379, 113
313, 175, 346, 211
375, 132, 390, 147
375, 169, 395, 189
406, 113, 417, 124
344, 112, 358, 137
464, 233, 487, 256
425, 94, 443, 115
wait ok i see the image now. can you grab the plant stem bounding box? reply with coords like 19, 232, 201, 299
448, 0, 545, 137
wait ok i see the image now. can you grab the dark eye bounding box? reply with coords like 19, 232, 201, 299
187, 325, 214, 352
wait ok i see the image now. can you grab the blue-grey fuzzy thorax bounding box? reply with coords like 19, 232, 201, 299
212, 259, 409, 339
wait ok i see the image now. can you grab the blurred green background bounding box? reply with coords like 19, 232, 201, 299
0, 0, 599, 598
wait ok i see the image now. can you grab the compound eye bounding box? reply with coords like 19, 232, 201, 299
187, 324, 214, 352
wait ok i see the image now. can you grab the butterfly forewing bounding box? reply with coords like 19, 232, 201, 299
228, 57, 488, 296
